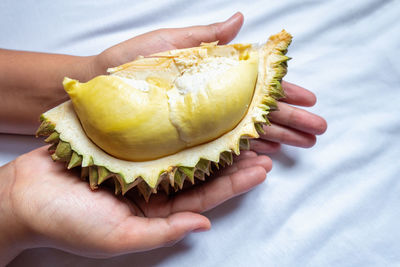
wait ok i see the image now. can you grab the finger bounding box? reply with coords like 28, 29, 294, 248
163, 12, 244, 48
110, 212, 210, 253
250, 139, 281, 154
233, 150, 258, 161
281, 81, 317, 107
168, 166, 268, 214
103, 12, 243, 68
260, 123, 317, 148
269, 102, 328, 135
217, 155, 272, 176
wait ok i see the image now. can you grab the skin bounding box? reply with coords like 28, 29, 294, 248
0, 12, 327, 264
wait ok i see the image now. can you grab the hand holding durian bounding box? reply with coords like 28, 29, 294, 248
0, 13, 326, 264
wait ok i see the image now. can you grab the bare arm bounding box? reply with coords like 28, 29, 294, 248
0, 49, 95, 134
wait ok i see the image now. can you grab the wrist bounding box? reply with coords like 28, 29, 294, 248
89, 52, 116, 78
90, 44, 137, 78
0, 162, 33, 265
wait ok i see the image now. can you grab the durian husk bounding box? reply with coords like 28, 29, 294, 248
36, 30, 292, 201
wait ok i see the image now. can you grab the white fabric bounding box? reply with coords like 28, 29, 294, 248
2, 0, 400, 266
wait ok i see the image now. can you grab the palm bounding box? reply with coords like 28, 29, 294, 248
11, 146, 270, 257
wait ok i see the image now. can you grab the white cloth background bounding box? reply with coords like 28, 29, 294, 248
1, 0, 400, 266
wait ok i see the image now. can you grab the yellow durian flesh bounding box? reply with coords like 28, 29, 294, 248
64, 45, 259, 161
64, 76, 185, 161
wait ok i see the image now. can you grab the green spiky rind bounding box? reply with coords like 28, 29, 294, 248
251, 30, 292, 136
36, 30, 292, 200
265, 30, 292, 102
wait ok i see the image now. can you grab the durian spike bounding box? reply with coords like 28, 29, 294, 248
119, 176, 142, 195
263, 115, 272, 126
219, 160, 226, 168
89, 166, 99, 190
194, 170, 205, 181
255, 123, 265, 134
137, 182, 152, 202
263, 96, 278, 110
160, 178, 170, 195
97, 166, 111, 184
67, 152, 82, 169
174, 169, 186, 190
239, 138, 250, 150
54, 141, 72, 162
178, 166, 195, 184
151, 187, 157, 194
80, 167, 89, 181
167, 168, 177, 187
220, 151, 233, 165
113, 178, 122, 195
196, 159, 211, 176
213, 162, 220, 170
51, 153, 60, 161
273, 55, 291, 65
269, 83, 285, 99
35, 119, 55, 137
44, 132, 60, 143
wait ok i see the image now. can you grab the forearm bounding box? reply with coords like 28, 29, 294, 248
0, 49, 97, 135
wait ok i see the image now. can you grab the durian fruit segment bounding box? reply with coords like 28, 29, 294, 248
63, 45, 259, 161
36, 30, 292, 200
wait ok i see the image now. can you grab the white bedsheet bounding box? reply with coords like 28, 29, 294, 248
1, 0, 400, 266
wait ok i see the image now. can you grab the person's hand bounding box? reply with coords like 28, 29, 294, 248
90, 12, 327, 153
250, 81, 327, 153
0, 147, 271, 263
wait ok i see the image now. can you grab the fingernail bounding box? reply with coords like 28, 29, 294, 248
193, 227, 209, 233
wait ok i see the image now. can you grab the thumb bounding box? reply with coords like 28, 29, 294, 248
113, 212, 211, 253
97, 12, 243, 75
167, 11, 244, 46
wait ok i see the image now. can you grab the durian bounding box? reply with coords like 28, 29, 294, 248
36, 30, 292, 201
